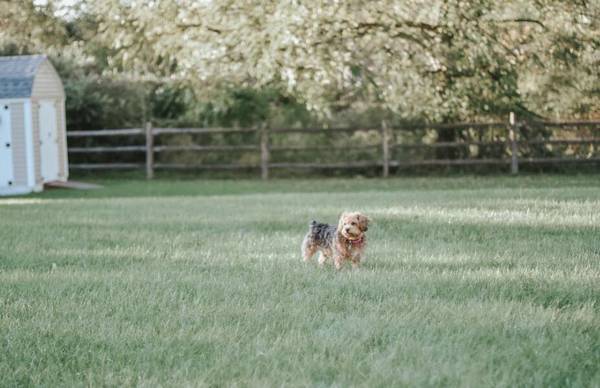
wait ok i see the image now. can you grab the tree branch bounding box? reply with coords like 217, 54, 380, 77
176, 23, 222, 34
496, 18, 546, 30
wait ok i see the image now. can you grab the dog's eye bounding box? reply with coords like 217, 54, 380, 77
351, 222, 356, 225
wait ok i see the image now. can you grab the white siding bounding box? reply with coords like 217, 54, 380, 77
9, 102, 28, 186
56, 98, 67, 179
30, 101, 42, 185
23, 100, 36, 188
61, 98, 69, 179
31, 61, 64, 99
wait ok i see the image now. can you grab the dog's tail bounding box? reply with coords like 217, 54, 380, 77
306, 220, 319, 235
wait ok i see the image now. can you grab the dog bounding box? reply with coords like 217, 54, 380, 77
301, 212, 370, 270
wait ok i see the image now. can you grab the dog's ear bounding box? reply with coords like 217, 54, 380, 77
358, 214, 370, 231
337, 211, 348, 230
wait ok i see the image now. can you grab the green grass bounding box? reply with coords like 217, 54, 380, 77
1, 175, 599, 387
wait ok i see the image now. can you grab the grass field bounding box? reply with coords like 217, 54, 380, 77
1, 175, 599, 387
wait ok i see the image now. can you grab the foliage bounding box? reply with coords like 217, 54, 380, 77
0, 0, 69, 52
0, 1, 306, 131
91, 0, 600, 120
2, 0, 598, 125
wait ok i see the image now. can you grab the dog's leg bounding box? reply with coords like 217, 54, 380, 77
318, 252, 327, 266
351, 256, 361, 269
318, 248, 332, 266
301, 236, 317, 262
333, 255, 344, 270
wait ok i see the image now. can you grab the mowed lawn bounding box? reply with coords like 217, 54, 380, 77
1, 176, 599, 387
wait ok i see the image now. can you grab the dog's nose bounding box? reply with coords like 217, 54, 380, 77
345, 227, 350, 232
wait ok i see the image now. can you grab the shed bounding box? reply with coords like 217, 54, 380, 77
0, 55, 68, 196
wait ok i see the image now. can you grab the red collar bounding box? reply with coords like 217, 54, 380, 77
347, 236, 364, 246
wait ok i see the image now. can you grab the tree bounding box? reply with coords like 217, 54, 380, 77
0, 0, 69, 54
91, 0, 599, 120
2, 1, 598, 121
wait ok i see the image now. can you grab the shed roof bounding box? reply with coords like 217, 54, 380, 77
0, 55, 49, 99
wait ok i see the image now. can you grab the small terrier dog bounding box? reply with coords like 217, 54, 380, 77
301, 212, 370, 270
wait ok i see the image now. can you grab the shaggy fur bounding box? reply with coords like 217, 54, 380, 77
301, 212, 370, 270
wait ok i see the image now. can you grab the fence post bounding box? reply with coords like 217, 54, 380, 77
145, 121, 154, 179
260, 123, 270, 180
508, 112, 518, 175
381, 120, 390, 178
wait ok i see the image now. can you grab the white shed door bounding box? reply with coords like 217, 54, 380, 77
39, 100, 60, 182
0, 104, 14, 187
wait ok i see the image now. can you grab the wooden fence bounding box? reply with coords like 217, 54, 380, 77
67, 113, 600, 179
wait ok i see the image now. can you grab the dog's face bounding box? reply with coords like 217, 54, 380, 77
337, 212, 370, 241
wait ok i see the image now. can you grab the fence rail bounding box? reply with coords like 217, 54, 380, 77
66, 113, 600, 179
68, 128, 145, 137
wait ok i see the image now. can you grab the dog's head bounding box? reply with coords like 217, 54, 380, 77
337, 211, 370, 241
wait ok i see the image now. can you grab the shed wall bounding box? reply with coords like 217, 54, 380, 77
31, 61, 64, 99
9, 102, 28, 186
56, 98, 67, 179
30, 102, 42, 185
